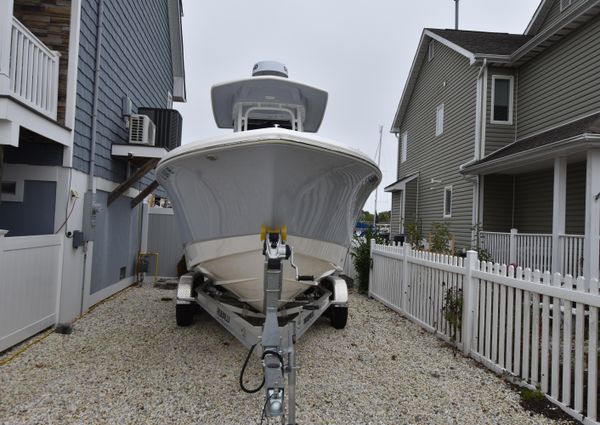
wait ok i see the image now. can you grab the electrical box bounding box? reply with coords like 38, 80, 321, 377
82, 192, 102, 242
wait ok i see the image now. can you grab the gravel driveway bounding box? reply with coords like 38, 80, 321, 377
0, 285, 571, 424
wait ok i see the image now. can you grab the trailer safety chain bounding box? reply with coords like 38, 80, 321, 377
240, 343, 265, 393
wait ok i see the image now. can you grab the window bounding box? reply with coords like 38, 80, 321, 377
436, 104, 444, 136
428, 41, 435, 61
401, 132, 407, 163
443, 185, 452, 218
561, 0, 572, 11
491, 75, 514, 124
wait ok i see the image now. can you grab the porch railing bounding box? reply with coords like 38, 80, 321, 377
480, 230, 586, 278
8, 17, 59, 120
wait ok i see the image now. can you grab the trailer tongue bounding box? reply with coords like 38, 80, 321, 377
176, 229, 348, 423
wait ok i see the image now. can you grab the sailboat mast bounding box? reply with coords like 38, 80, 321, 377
373, 125, 383, 231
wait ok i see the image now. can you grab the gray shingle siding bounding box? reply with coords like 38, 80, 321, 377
395, 41, 477, 249
74, 0, 173, 183
517, 13, 600, 139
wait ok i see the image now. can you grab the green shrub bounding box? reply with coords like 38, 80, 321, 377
430, 222, 452, 254
443, 287, 463, 343
351, 230, 384, 293
405, 220, 424, 250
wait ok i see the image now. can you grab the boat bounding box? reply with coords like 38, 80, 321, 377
156, 61, 381, 313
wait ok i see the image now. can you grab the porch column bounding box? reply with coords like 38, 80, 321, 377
584, 150, 600, 282
0, 0, 14, 92
551, 157, 567, 274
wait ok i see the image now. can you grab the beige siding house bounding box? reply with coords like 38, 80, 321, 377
388, 0, 600, 280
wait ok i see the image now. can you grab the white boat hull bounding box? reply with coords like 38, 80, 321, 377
157, 128, 380, 312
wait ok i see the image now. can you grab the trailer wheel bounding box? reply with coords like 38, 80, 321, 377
330, 306, 348, 329
176, 303, 194, 326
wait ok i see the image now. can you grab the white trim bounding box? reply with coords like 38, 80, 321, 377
0, 98, 72, 147
560, 0, 573, 12
428, 40, 435, 61
64, 0, 82, 131
436, 104, 444, 136
148, 207, 175, 216
443, 185, 452, 218
95, 177, 141, 199
424, 30, 476, 64
401, 131, 407, 163
481, 66, 488, 157
111, 144, 168, 159
490, 75, 514, 125
84, 274, 135, 311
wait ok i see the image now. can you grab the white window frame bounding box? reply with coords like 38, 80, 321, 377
560, 0, 572, 11
490, 75, 514, 125
428, 41, 435, 61
443, 185, 452, 218
401, 131, 407, 163
436, 104, 444, 136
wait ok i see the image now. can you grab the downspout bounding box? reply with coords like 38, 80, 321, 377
80, 0, 105, 315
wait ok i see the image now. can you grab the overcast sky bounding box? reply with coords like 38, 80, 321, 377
175, 0, 541, 213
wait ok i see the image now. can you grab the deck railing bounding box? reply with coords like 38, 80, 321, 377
7, 17, 59, 119
480, 230, 587, 278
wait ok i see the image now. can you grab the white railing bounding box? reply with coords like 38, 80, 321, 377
514, 232, 553, 273
478, 231, 511, 265
8, 17, 59, 119
370, 242, 600, 424
559, 234, 584, 279
480, 230, 588, 278
0, 231, 63, 352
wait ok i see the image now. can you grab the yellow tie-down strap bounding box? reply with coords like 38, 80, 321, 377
260, 225, 287, 242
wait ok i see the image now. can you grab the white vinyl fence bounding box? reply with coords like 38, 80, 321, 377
370, 241, 600, 424
0, 232, 63, 352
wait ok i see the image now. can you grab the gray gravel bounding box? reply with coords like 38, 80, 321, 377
0, 285, 570, 424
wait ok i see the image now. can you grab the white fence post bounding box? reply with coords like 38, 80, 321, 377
402, 244, 411, 314
509, 228, 518, 265
462, 250, 478, 355
368, 238, 375, 297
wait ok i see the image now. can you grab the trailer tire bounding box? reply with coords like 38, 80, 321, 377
176, 303, 194, 326
330, 306, 348, 329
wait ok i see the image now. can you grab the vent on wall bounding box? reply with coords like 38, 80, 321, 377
138, 108, 183, 151
129, 114, 156, 145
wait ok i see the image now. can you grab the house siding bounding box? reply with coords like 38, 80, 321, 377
74, 0, 173, 182
534, 0, 587, 35
90, 191, 142, 294
514, 169, 553, 233
484, 69, 516, 156
566, 161, 585, 234
517, 13, 600, 139
482, 175, 514, 232
395, 41, 478, 249
390, 191, 402, 236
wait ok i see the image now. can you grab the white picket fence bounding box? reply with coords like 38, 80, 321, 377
370, 241, 600, 424
0, 232, 63, 352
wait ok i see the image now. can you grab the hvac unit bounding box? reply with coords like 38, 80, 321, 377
129, 114, 156, 146
138, 108, 182, 151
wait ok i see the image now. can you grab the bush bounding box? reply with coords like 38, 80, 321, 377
405, 220, 424, 250
351, 230, 384, 293
430, 222, 452, 254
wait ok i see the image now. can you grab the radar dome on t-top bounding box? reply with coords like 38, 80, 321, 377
252, 61, 288, 78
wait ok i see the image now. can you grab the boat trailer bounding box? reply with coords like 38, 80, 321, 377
175, 230, 349, 424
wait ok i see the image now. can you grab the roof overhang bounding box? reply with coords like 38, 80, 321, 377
167, 0, 186, 102
462, 134, 600, 175
384, 172, 419, 192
